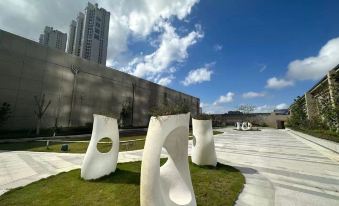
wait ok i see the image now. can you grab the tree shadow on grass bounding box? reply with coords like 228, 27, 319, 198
87, 168, 141, 185
191, 162, 242, 173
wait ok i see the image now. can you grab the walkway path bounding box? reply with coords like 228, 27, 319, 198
1, 128, 339, 206
0, 150, 144, 195
213, 128, 339, 206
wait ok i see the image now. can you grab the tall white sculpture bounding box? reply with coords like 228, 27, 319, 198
192, 119, 217, 166
140, 113, 196, 206
236, 122, 241, 130
81, 114, 119, 180
248, 122, 253, 130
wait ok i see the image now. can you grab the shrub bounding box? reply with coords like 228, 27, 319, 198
288, 96, 307, 129
149, 101, 190, 117
0, 102, 11, 128
193, 113, 211, 120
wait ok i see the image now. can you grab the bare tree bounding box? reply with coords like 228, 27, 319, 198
238, 104, 255, 122
0, 102, 11, 128
238, 104, 255, 114
34, 94, 51, 135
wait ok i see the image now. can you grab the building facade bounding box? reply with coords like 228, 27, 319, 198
39, 26, 67, 51
290, 65, 339, 120
0, 30, 200, 130
67, 3, 110, 65
66, 20, 77, 54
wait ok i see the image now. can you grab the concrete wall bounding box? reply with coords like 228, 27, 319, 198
0, 30, 200, 130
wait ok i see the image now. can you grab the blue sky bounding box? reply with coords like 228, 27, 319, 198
172, 0, 339, 113
1, 0, 339, 113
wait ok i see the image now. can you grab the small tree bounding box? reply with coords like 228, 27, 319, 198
237, 104, 255, 121
119, 99, 133, 128
149, 100, 190, 117
34, 94, 51, 135
238, 104, 255, 114
288, 96, 307, 129
0, 102, 11, 128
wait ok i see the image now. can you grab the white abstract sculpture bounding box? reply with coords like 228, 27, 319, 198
192, 119, 217, 166
248, 122, 253, 130
241, 122, 253, 131
140, 113, 196, 206
81, 114, 119, 180
236, 122, 241, 130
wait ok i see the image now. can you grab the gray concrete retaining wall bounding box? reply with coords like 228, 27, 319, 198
0, 30, 199, 130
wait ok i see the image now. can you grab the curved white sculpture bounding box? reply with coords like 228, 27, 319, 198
140, 113, 196, 206
248, 122, 253, 130
81, 114, 119, 180
191, 119, 217, 166
241, 122, 253, 131
236, 122, 241, 130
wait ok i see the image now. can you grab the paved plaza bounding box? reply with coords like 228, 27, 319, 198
1, 128, 339, 205
213, 128, 339, 206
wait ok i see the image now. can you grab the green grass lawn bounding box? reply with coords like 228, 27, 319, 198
0, 160, 244, 206
292, 128, 339, 143
0, 131, 224, 153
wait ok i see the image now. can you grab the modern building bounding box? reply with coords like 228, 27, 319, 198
290, 65, 339, 120
71, 12, 85, 56
66, 20, 77, 54
0, 29, 200, 130
39, 26, 67, 51
67, 3, 110, 65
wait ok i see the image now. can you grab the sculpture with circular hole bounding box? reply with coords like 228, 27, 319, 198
192, 119, 217, 166
241, 122, 253, 131
81, 114, 119, 180
140, 113, 196, 206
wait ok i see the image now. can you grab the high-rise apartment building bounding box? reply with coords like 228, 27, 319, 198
72, 12, 85, 56
67, 3, 110, 65
66, 20, 77, 54
39, 26, 67, 51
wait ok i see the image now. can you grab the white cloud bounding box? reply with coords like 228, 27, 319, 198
124, 22, 203, 82
201, 103, 231, 114
213, 92, 235, 105
253, 105, 274, 113
287, 37, 339, 80
182, 66, 213, 86
266, 77, 294, 89
253, 103, 289, 113
259, 64, 267, 72
0, 0, 200, 70
242, 91, 266, 99
275, 103, 288, 110
213, 44, 223, 51
156, 75, 175, 86
265, 37, 339, 89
